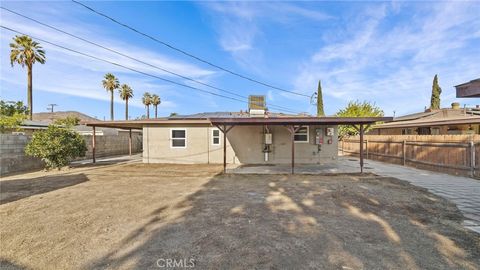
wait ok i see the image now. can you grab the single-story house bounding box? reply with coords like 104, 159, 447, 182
370, 103, 480, 135
3, 120, 50, 135
86, 110, 390, 173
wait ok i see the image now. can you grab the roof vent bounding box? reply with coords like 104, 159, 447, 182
451, 102, 460, 109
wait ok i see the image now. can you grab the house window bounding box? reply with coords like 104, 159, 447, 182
212, 128, 220, 145
171, 129, 186, 148
294, 126, 309, 143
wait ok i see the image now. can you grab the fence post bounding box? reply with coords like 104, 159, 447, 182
366, 140, 369, 159
471, 141, 476, 177
341, 140, 344, 156
402, 140, 406, 166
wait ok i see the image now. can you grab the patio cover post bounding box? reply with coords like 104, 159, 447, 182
216, 124, 234, 174
359, 124, 364, 173
92, 126, 96, 163
291, 126, 295, 174
285, 125, 302, 174
129, 128, 132, 156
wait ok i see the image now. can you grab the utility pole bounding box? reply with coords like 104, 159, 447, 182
47, 104, 58, 113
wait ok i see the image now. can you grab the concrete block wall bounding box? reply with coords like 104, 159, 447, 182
1, 133, 142, 175
82, 134, 143, 159
0, 134, 45, 175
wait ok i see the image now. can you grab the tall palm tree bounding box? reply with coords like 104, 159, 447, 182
10, 35, 46, 120
142, 92, 152, 119
102, 73, 119, 120
119, 84, 134, 120
151, 94, 161, 118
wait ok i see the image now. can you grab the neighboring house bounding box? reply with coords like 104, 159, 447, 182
371, 103, 480, 135
6, 120, 49, 135
455, 78, 480, 98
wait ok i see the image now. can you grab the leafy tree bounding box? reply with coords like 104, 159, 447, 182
25, 125, 87, 169
0, 100, 28, 133
316, 80, 325, 116
0, 113, 26, 133
336, 100, 384, 137
142, 92, 152, 119
119, 84, 134, 120
430, 74, 442, 110
102, 73, 120, 120
151, 94, 161, 118
0, 100, 28, 116
53, 116, 80, 127
169, 112, 178, 117
10, 35, 46, 120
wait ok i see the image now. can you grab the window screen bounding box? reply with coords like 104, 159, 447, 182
171, 129, 186, 148
294, 126, 309, 142
212, 129, 220, 145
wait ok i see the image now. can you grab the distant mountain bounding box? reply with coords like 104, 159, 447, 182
33, 111, 98, 124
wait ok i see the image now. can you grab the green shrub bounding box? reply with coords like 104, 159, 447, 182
53, 116, 80, 127
0, 113, 26, 133
25, 125, 87, 169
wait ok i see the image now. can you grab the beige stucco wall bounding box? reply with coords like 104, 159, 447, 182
143, 125, 338, 164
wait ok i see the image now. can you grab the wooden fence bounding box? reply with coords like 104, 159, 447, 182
340, 135, 480, 178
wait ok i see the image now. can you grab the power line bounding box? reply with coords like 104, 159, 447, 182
1, 6, 299, 113
1, 25, 299, 114
47, 104, 58, 113
71, 0, 311, 98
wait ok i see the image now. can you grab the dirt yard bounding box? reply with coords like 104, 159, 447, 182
1, 162, 479, 269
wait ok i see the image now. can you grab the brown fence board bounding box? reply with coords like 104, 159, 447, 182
340, 135, 479, 178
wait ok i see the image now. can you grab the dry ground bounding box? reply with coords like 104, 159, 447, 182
0, 163, 479, 270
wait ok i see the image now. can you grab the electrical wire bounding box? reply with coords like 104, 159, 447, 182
1, 25, 301, 114
1, 6, 300, 113
71, 0, 311, 98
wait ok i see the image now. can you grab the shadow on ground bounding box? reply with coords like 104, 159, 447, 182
84, 173, 480, 270
0, 174, 88, 205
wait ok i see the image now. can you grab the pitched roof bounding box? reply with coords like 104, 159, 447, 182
374, 108, 480, 129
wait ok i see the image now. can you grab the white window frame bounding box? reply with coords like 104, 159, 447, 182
170, 128, 187, 148
294, 126, 309, 143
212, 128, 221, 145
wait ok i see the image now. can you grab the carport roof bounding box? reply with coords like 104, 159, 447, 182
85, 116, 392, 129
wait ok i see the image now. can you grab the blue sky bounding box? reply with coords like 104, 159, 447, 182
1, 1, 479, 120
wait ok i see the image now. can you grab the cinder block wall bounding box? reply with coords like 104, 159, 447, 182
82, 134, 143, 159
1, 133, 143, 175
0, 134, 45, 175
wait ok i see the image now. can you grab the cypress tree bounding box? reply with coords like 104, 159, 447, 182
317, 80, 325, 116
430, 74, 442, 110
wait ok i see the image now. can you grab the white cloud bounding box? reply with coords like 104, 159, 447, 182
201, 2, 332, 72
294, 1, 480, 115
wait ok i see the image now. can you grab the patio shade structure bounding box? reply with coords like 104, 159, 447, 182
86, 116, 392, 173
209, 117, 392, 174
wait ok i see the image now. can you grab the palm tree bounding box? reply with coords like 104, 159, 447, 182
151, 94, 161, 118
142, 92, 152, 119
119, 84, 134, 120
102, 73, 119, 120
10, 35, 46, 120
